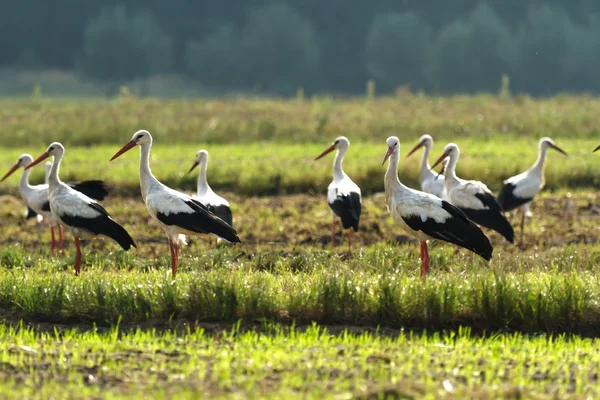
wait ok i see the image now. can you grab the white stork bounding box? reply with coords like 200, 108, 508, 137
1, 154, 109, 251
431, 143, 515, 243
382, 136, 492, 277
315, 136, 362, 251
188, 149, 233, 229
109, 130, 240, 277
498, 137, 567, 243
25, 143, 135, 275
405, 134, 446, 198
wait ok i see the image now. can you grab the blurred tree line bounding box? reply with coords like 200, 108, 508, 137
3, 0, 600, 95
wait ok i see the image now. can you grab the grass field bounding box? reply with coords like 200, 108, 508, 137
1, 95, 600, 397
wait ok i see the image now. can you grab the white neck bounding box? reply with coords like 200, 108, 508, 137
333, 148, 346, 181
48, 154, 62, 189
19, 168, 33, 196
420, 143, 433, 180
384, 150, 406, 194
139, 142, 158, 199
197, 160, 210, 196
529, 145, 548, 176
443, 152, 460, 188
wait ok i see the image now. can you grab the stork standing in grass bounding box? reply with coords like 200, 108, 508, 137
498, 137, 567, 244
1, 155, 109, 251
189, 149, 233, 235
431, 143, 514, 243
405, 134, 446, 198
315, 136, 362, 251
25, 143, 135, 275
382, 136, 492, 277
110, 130, 240, 277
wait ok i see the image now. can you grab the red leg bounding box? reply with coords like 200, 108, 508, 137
58, 225, 64, 249
420, 241, 430, 278
74, 236, 82, 276
331, 218, 335, 246
174, 242, 180, 276
168, 240, 177, 278
50, 227, 56, 252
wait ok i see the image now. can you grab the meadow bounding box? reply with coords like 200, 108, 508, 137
1, 94, 600, 398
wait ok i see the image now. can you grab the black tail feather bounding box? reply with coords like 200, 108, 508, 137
68, 180, 110, 201
460, 208, 514, 243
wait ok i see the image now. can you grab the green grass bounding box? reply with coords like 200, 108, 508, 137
1, 137, 599, 197
0, 322, 599, 398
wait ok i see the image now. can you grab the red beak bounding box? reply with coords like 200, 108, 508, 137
406, 142, 424, 158
382, 147, 394, 166
315, 145, 336, 160
110, 140, 136, 161
430, 152, 448, 170
0, 163, 20, 182
25, 152, 50, 171
188, 161, 199, 174
548, 143, 567, 156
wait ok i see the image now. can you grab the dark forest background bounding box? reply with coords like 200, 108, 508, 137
2, 1, 600, 96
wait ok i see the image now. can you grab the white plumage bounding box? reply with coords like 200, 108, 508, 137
431, 143, 514, 243
110, 130, 240, 277
382, 136, 492, 277
315, 136, 362, 251
498, 137, 567, 243
406, 134, 446, 198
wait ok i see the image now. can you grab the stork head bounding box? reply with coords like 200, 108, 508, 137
189, 149, 209, 173
539, 137, 567, 155
315, 136, 350, 160
431, 143, 459, 170
0, 154, 34, 182
382, 136, 400, 166
25, 143, 64, 171
406, 134, 433, 158
110, 130, 153, 161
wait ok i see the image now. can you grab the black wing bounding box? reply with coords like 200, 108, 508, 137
474, 192, 503, 212
25, 207, 38, 220
60, 202, 136, 250
498, 183, 532, 212
67, 180, 109, 201
157, 199, 240, 243
460, 207, 514, 243
328, 191, 361, 231
41, 201, 51, 212
402, 201, 493, 261
207, 204, 233, 227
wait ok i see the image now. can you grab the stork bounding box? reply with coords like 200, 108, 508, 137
315, 136, 362, 251
498, 137, 567, 244
1, 155, 109, 251
382, 136, 492, 277
431, 143, 514, 243
405, 134, 446, 198
25, 143, 135, 275
188, 149, 233, 229
110, 130, 240, 277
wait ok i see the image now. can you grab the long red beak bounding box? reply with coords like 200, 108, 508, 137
0, 163, 20, 182
548, 143, 567, 156
110, 140, 136, 161
188, 161, 199, 174
382, 147, 394, 166
25, 152, 50, 171
315, 145, 336, 160
430, 152, 448, 170
595, 144, 600, 153
406, 142, 424, 158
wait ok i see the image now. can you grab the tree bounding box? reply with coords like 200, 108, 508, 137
563, 14, 600, 92
237, 3, 320, 94
185, 24, 239, 88
429, 3, 515, 93
365, 12, 432, 92
75, 5, 173, 94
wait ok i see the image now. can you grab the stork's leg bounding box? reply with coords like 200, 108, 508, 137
347, 229, 352, 253
57, 224, 64, 249
36, 221, 42, 244
74, 236, 82, 276
520, 207, 526, 246
50, 227, 56, 252
420, 240, 430, 278
174, 241, 180, 276
168, 240, 177, 278
331, 217, 336, 246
